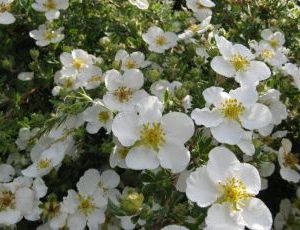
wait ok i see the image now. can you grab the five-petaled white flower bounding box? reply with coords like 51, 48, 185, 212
191, 86, 272, 146
261, 29, 285, 50
60, 49, 94, 72
186, 0, 215, 21
112, 96, 194, 173
115, 49, 151, 71
103, 69, 148, 112
0, 0, 15, 24
29, 24, 64, 47
186, 146, 272, 230
32, 0, 69, 21
83, 99, 113, 134
62, 169, 120, 230
142, 26, 178, 53
211, 35, 271, 87
278, 138, 300, 183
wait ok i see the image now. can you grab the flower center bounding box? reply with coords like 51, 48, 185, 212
0, 190, 15, 211
188, 24, 200, 33
219, 177, 251, 211
43, 31, 56, 40
261, 49, 274, 60
72, 58, 86, 70
37, 158, 52, 169
78, 196, 96, 216
0, 3, 11, 13
88, 75, 102, 83
269, 38, 279, 49
63, 77, 75, 88
124, 58, 137, 69
42, 200, 61, 220
283, 153, 299, 168
118, 147, 129, 159
221, 99, 245, 121
230, 54, 250, 72
139, 123, 165, 151
155, 35, 168, 46
114, 87, 133, 103
43, 0, 57, 10
98, 111, 110, 123
196, 1, 205, 9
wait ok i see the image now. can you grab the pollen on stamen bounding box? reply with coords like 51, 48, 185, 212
283, 152, 299, 169
230, 54, 250, 72
155, 36, 168, 46
218, 177, 251, 211
124, 59, 137, 69
114, 87, 133, 103
221, 98, 245, 121
78, 196, 96, 216
98, 111, 110, 123
0, 190, 15, 211
139, 123, 165, 151
72, 58, 86, 70
37, 158, 52, 170
43, 0, 57, 10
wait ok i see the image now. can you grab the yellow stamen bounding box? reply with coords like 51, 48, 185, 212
98, 111, 110, 123
37, 158, 52, 169
114, 87, 133, 103
0, 190, 15, 211
118, 147, 129, 159
221, 98, 245, 121
124, 59, 137, 69
283, 153, 299, 169
88, 75, 102, 83
155, 35, 168, 46
63, 78, 75, 88
218, 177, 251, 211
0, 3, 11, 13
43, 0, 57, 10
139, 123, 165, 151
230, 54, 250, 72
261, 49, 274, 60
78, 196, 96, 216
269, 39, 279, 49
188, 24, 200, 33
72, 58, 86, 70
43, 31, 56, 40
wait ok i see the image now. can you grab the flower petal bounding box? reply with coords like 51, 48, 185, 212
211, 56, 235, 78
191, 108, 223, 127
125, 146, 159, 170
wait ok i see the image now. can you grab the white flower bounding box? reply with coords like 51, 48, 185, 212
77, 66, 103, 90
191, 86, 272, 146
278, 139, 300, 183
150, 79, 182, 101
211, 35, 271, 87
258, 162, 275, 190
62, 169, 120, 230
284, 63, 300, 90
0, 0, 15, 25
186, 0, 215, 21
196, 47, 209, 62
186, 146, 273, 230
109, 139, 130, 169
129, 0, 149, 10
258, 89, 288, 136
274, 199, 292, 230
22, 138, 74, 178
17, 72, 34, 81
254, 41, 288, 67
0, 164, 15, 182
32, 0, 69, 21
142, 26, 178, 53
0, 176, 47, 225
54, 68, 81, 91
112, 96, 194, 173
115, 50, 150, 71
261, 29, 285, 50
103, 69, 148, 112
15, 127, 39, 150
60, 49, 94, 72
178, 16, 211, 41
29, 24, 64, 47
83, 100, 113, 134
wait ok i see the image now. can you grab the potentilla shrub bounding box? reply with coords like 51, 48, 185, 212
0, 0, 300, 229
